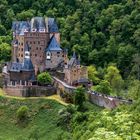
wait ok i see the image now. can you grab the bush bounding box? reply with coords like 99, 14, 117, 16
74, 86, 86, 111
37, 72, 52, 85
57, 108, 72, 130
16, 106, 29, 121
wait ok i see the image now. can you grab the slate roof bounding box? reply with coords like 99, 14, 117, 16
48, 18, 59, 33
10, 42, 33, 72
22, 58, 34, 71
10, 58, 34, 72
68, 52, 80, 68
10, 62, 22, 72
46, 36, 62, 51
12, 17, 59, 34
31, 17, 46, 30
12, 21, 30, 35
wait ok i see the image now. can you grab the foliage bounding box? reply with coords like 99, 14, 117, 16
0, 0, 139, 79
37, 72, 52, 85
88, 65, 100, 84
104, 65, 124, 93
127, 80, 140, 100
16, 105, 29, 121
94, 80, 111, 95
0, 43, 11, 62
74, 86, 86, 111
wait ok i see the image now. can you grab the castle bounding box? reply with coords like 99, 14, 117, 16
3, 17, 88, 88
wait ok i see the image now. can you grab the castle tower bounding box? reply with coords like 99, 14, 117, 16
12, 40, 18, 62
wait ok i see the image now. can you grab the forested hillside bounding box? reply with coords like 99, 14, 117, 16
0, 1, 140, 139
0, 0, 140, 79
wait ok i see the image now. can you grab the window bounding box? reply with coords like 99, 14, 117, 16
57, 52, 60, 54
40, 47, 41, 50
21, 54, 23, 57
36, 47, 38, 50
21, 42, 23, 46
34, 41, 35, 44
38, 41, 40, 44
21, 48, 23, 51
30, 41, 32, 44
35, 54, 37, 56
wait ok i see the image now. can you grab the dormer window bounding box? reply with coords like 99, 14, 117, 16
32, 28, 37, 32
24, 29, 28, 32
39, 28, 45, 32
46, 51, 51, 60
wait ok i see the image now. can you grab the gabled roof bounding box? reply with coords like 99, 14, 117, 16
22, 58, 34, 71
12, 17, 59, 34
12, 21, 30, 35
46, 36, 62, 51
31, 17, 46, 30
47, 18, 59, 32
68, 52, 80, 68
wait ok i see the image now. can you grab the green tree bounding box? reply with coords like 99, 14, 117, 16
37, 72, 52, 85
94, 80, 111, 95
74, 86, 86, 110
87, 65, 100, 84
16, 105, 29, 121
131, 53, 140, 80
0, 43, 11, 62
104, 65, 124, 93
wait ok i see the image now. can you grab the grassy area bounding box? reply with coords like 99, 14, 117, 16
0, 94, 70, 140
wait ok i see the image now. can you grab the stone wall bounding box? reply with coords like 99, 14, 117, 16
4, 85, 56, 97
46, 51, 64, 69
88, 91, 132, 109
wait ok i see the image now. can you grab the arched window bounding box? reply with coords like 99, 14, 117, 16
46, 51, 51, 60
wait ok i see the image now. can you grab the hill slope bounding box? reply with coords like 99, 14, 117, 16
0, 0, 140, 78
0, 96, 70, 140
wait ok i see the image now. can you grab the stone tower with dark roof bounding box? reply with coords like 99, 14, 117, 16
64, 52, 88, 86
12, 17, 61, 72
45, 35, 64, 69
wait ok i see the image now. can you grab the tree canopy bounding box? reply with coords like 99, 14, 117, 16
0, 0, 139, 80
